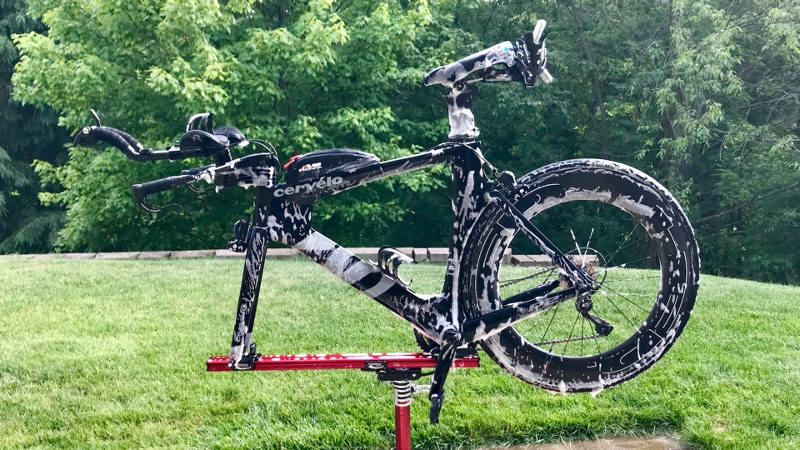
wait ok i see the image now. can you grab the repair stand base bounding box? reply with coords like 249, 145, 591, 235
207, 352, 479, 450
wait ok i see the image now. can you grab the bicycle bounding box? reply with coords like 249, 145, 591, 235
74, 20, 700, 422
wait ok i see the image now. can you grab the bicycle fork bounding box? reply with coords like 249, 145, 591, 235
228, 186, 273, 368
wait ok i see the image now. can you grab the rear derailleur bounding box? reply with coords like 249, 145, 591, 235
576, 294, 613, 336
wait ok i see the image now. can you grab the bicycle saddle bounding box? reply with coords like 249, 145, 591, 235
423, 41, 516, 88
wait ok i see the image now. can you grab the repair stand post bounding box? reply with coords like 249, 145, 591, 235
392, 380, 413, 450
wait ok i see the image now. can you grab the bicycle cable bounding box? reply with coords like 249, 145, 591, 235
463, 141, 499, 175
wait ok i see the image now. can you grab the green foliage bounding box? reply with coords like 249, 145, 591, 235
451, 0, 800, 283
9, 0, 800, 282
14, 0, 456, 250
649, 0, 800, 282
13, 0, 455, 251
0, 0, 66, 253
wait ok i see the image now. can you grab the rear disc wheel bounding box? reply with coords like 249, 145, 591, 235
465, 160, 699, 393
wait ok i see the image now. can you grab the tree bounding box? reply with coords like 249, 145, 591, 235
447, 0, 800, 282
12, 0, 800, 283
0, 0, 66, 253
13, 0, 454, 251
632, 0, 800, 282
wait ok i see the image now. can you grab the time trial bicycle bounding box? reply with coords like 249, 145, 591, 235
74, 19, 700, 422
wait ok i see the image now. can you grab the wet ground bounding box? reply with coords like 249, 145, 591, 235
485, 436, 686, 450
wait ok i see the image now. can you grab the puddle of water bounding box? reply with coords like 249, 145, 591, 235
483, 436, 685, 450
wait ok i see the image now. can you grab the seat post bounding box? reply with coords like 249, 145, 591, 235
445, 83, 480, 140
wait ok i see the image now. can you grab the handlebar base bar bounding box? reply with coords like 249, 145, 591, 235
131, 152, 279, 213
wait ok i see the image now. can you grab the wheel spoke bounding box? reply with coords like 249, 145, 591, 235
518, 304, 553, 337
605, 254, 659, 270
584, 228, 595, 255
501, 265, 557, 287
600, 286, 652, 313
562, 314, 581, 354
604, 275, 661, 282
540, 302, 561, 352
570, 229, 585, 265
581, 317, 585, 355
600, 293, 639, 329
603, 222, 641, 265
600, 289, 652, 298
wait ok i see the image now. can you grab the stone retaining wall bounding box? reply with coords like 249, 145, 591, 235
2, 248, 576, 266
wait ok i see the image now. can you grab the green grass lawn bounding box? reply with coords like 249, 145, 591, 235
1, 257, 799, 449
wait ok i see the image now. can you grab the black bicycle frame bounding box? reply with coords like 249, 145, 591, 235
227, 140, 590, 366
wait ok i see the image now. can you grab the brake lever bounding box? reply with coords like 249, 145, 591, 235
186, 182, 214, 194
136, 196, 182, 214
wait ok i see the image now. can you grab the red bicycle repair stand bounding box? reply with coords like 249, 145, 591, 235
207, 352, 480, 450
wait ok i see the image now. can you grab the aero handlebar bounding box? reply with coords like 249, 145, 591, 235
422, 20, 552, 89
74, 125, 216, 162
73, 110, 225, 162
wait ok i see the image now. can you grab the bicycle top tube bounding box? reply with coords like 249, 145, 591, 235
272, 141, 482, 204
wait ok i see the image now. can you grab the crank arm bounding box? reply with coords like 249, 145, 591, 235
488, 189, 595, 289
460, 286, 579, 343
